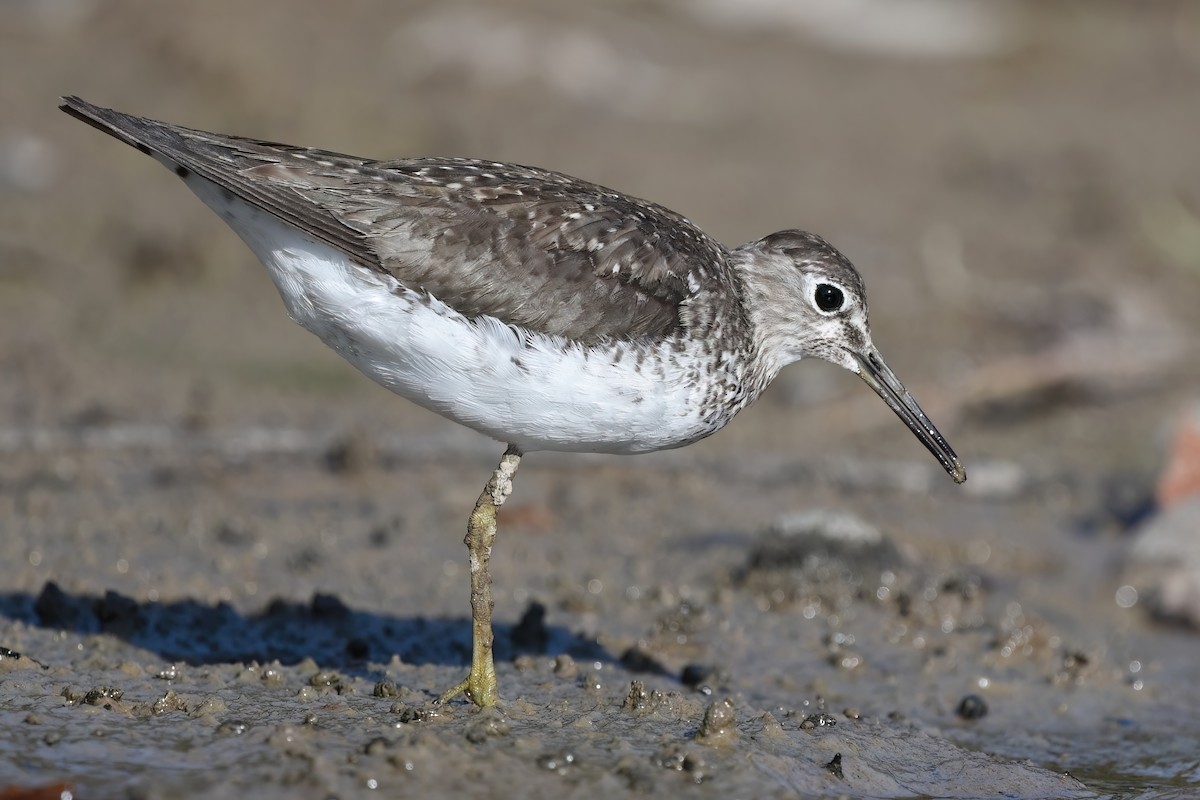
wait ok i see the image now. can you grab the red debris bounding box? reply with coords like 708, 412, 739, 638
1157, 407, 1200, 509
0, 784, 74, 800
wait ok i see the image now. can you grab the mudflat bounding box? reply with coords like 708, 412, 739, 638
2, 3, 1198, 797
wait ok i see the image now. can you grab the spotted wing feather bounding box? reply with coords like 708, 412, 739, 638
61, 96, 733, 343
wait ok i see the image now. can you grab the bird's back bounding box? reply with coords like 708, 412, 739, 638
60, 97, 738, 345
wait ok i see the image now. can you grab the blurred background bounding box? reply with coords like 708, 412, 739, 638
2, 1, 1200, 795
4, 0, 1198, 469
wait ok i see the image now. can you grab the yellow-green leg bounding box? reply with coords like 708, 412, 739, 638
436, 444, 522, 707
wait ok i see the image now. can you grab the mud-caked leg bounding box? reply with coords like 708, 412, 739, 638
436, 444, 522, 707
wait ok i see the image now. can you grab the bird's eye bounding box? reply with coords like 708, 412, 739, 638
814, 283, 844, 313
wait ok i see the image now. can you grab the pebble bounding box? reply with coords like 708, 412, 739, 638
957, 694, 988, 720
680, 663, 719, 695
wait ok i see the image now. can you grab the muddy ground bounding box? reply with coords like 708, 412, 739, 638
2, 2, 1200, 797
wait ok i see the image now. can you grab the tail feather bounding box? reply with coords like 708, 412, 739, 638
59, 96, 378, 272
59, 96, 182, 164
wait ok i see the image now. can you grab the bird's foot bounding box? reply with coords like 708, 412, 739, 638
435, 656, 498, 707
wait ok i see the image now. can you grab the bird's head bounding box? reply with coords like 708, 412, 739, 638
733, 230, 966, 484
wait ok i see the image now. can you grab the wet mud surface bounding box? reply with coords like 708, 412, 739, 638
2, 443, 1195, 798
4, 1, 1200, 797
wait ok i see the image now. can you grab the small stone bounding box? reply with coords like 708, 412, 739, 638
680, 663, 720, 695
83, 686, 124, 706
392, 704, 431, 723
824, 752, 844, 779
957, 694, 988, 720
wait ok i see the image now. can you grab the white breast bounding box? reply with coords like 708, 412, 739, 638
178, 171, 729, 454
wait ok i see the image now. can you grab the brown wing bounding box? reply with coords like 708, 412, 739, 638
61, 97, 734, 343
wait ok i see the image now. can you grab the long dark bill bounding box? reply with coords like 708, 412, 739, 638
853, 350, 966, 484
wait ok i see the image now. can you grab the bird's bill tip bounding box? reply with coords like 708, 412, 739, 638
853, 350, 966, 485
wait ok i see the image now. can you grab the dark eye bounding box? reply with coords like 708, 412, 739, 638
814, 283, 844, 312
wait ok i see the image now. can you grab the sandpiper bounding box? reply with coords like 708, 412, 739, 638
61, 96, 966, 707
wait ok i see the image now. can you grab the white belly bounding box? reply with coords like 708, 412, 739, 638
181, 173, 726, 454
